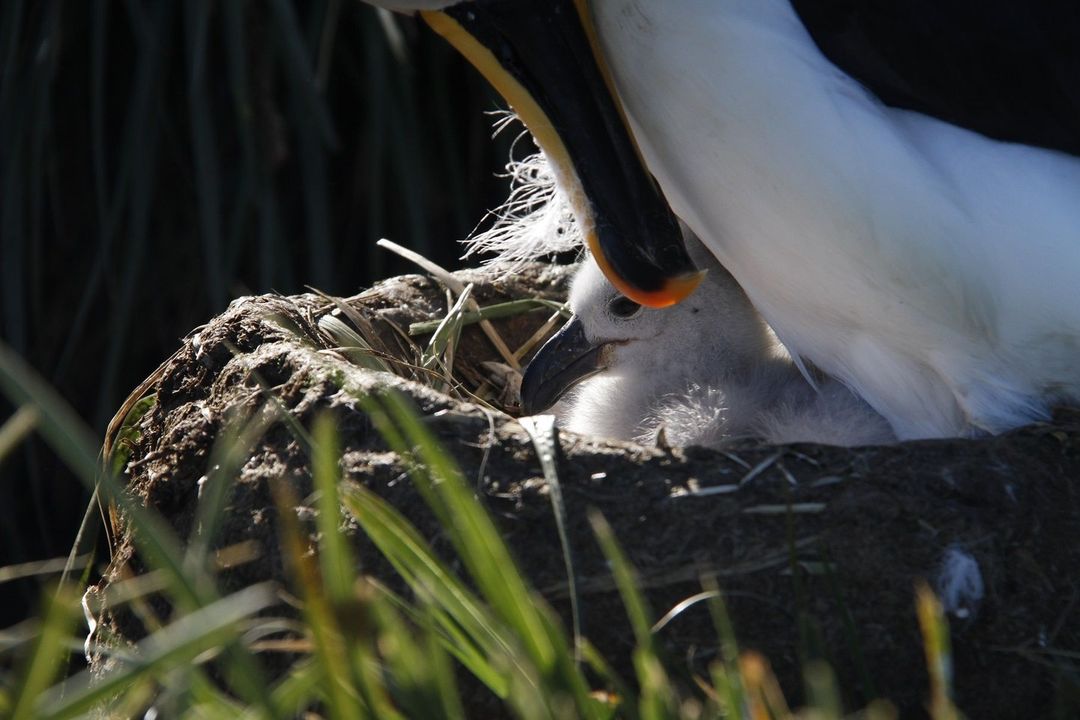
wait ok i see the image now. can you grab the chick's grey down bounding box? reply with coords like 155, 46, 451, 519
528, 238, 896, 447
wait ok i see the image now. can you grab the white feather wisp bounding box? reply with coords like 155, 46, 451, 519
463, 141, 584, 271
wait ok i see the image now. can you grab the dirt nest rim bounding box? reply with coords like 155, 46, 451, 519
92, 262, 1080, 718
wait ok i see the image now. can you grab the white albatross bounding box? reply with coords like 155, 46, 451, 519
361, 0, 1080, 439
519, 237, 895, 447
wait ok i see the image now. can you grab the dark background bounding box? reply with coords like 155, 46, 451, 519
0, 1, 521, 625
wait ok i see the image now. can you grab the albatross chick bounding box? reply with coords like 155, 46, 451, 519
521, 240, 895, 447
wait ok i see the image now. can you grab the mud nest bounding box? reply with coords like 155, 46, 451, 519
91, 262, 1080, 717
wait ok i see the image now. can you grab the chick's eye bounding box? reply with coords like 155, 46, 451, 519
608, 296, 642, 319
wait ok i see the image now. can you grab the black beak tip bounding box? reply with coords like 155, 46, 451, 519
518, 316, 604, 416
519, 361, 553, 416
593, 219, 705, 309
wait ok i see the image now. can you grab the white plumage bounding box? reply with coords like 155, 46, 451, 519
591, 0, 1080, 439
362, 0, 1080, 441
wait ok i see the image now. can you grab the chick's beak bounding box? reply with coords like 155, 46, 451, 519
520, 316, 608, 415
422, 0, 703, 308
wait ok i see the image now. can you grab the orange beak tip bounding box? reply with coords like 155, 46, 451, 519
620, 269, 707, 309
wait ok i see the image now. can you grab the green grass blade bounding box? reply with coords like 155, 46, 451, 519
519, 415, 581, 666
701, 576, 746, 718
916, 583, 961, 720
0, 404, 37, 460
276, 466, 405, 720
239, 659, 321, 720
162, 669, 247, 720
0, 341, 273, 713
0, 343, 100, 487
312, 415, 409, 720
340, 481, 513, 697
588, 513, 652, 652
421, 283, 473, 383
9, 585, 81, 720
589, 512, 678, 719
108, 393, 156, 476
375, 393, 551, 650
271, 478, 367, 720
0, 341, 199, 606
37, 583, 277, 719
417, 604, 469, 720
804, 660, 843, 719
373, 392, 600, 716
318, 315, 394, 373
186, 404, 279, 574
577, 639, 632, 718
408, 299, 568, 336
313, 413, 357, 605
363, 580, 466, 720
377, 580, 513, 699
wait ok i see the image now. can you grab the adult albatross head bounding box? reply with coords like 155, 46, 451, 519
363, 0, 1080, 439
360, 0, 704, 308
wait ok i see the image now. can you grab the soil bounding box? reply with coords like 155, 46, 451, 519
89, 262, 1080, 718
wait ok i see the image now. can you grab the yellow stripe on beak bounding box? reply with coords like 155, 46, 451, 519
422, 11, 598, 257
422, 3, 703, 308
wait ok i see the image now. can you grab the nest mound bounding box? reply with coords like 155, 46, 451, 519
92, 262, 1080, 717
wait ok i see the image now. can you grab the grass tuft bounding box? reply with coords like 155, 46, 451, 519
0, 333, 973, 718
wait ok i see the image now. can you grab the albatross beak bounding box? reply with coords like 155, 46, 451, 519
520, 316, 607, 414
422, 0, 703, 308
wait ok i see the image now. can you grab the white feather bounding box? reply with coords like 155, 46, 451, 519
592, 0, 1080, 439
936, 547, 985, 620
464, 143, 581, 272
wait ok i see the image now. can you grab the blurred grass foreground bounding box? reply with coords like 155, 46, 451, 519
0, 329, 958, 718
